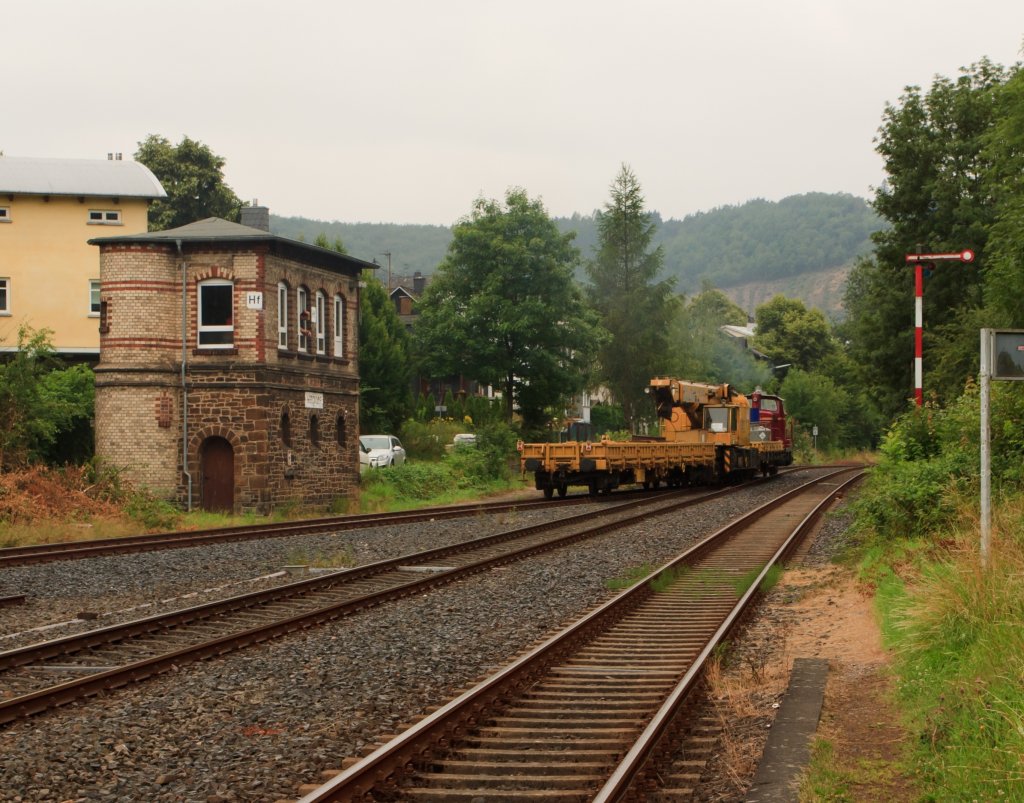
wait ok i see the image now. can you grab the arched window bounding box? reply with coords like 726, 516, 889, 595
333, 294, 345, 357
197, 279, 234, 348
309, 414, 320, 447
315, 290, 327, 355
335, 413, 346, 447
297, 286, 310, 352
280, 409, 291, 447
277, 282, 289, 350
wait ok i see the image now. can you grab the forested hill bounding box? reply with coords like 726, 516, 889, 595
271, 217, 453, 277
657, 193, 880, 290
270, 192, 882, 307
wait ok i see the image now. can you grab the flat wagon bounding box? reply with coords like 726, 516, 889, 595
518, 378, 792, 497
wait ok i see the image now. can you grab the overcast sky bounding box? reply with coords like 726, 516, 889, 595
4, 2, 1023, 226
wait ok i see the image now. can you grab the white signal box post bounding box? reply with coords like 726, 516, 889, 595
979, 329, 1024, 569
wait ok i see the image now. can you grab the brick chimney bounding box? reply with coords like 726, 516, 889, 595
240, 204, 270, 232
413, 271, 425, 295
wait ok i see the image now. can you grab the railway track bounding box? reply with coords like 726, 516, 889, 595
0, 466, 819, 568
0, 494, 610, 568
0, 481, 769, 728
288, 467, 863, 802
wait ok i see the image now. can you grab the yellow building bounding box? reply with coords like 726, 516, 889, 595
0, 155, 165, 358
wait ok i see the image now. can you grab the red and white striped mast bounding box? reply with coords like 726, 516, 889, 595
904, 249, 975, 406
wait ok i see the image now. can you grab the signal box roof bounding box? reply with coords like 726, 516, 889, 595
88, 217, 379, 274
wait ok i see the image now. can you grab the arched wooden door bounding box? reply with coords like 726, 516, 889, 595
200, 436, 234, 512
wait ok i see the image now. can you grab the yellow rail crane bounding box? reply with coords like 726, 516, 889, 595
518, 378, 792, 498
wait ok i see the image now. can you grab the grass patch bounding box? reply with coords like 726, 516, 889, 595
0, 430, 531, 547
356, 446, 529, 514
800, 738, 854, 802
733, 563, 784, 597
605, 564, 657, 591
849, 465, 1024, 799
650, 565, 689, 593
285, 546, 356, 569
876, 532, 1024, 800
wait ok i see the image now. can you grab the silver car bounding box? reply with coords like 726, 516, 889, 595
359, 434, 407, 469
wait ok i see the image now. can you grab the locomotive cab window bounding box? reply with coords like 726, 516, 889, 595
704, 407, 733, 433
198, 280, 234, 348
759, 398, 778, 413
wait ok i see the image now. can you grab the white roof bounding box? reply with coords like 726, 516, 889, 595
720, 324, 756, 339
0, 156, 166, 199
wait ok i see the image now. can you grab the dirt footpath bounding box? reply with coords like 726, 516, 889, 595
694, 515, 917, 801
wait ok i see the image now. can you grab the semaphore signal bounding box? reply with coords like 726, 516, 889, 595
905, 249, 975, 406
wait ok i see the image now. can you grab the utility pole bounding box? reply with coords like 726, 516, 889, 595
979, 328, 1024, 570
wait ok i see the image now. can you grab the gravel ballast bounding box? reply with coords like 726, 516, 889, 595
0, 469, 841, 803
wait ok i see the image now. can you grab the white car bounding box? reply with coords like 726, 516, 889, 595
359, 435, 406, 470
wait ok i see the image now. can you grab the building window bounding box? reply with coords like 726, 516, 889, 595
309, 414, 320, 447
277, 282, 289, 350
197, 279, 234, 348
99, 300, 109, 334
89, 280, 101, 316
315, 291, 326, 355
333, 294, 345, 357
0, 207, 10, 222
297, 286, 310, 352
88, 209, 121, 225
0, 278, 9, 314
335, 413, 346, 448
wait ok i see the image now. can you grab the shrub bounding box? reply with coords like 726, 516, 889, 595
0, 326, 96, 469
124, 490, 182, 531
399, 419, 463, 460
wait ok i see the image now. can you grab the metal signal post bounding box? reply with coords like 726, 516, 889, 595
905, 249, 975, 406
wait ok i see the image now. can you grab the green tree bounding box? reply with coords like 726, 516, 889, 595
982, 67, 1024, 327
314, 232, 348, 255
586, 165, 677, 430
0, 326, 95, 469
667, 283, 768, 390
134, 135, 243, 231
778, 369, 846, 451
414, 188, 604, 431
358, 272, 413, 433
844, 60, 1009, 417
753, 295, 836, 372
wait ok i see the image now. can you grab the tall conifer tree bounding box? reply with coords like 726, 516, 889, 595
586, 165, 676, 429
